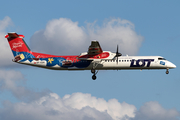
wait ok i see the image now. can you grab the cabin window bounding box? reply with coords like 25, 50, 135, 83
158, 58, 166, 60
119, 60, 121, 62
127, 60, 129, 62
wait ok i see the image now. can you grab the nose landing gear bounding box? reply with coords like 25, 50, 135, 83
166, 68, 169, 74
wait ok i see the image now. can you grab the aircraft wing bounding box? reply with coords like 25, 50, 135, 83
87, 41, 103, 55
78, 41, 112, 60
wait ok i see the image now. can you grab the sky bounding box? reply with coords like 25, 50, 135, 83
0, 0, 180, 120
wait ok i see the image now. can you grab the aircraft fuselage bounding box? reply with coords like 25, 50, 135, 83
15, 52, 176, 71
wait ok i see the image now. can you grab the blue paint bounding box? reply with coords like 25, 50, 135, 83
130, 59, 154, 67
160, 61, 165, 65
40, 58, 91, 68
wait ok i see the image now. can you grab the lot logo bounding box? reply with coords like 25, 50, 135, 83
130, 59, 154, 67
160, 61, 165, 65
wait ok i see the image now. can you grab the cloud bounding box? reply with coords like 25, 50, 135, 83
0, 92, 179, 120
86, 18, 143, 55
130, 101, 180, 120
0, 92, 136, 120
63, 92, 136, 119
0, 16, 12, 31
0, 16, 15, 67
0, 69, 179, 120
30, 18, 87, 55
0, 69, 135, 120
30, 18, 143, 55
0, 69, 50, 101
0, 70, 135, 120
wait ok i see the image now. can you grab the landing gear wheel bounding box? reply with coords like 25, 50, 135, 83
91, 69, 95, 74
92, 75, 97, 80
91, 69, 98, 80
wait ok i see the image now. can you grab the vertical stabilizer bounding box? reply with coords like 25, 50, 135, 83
5, 32, 35, 62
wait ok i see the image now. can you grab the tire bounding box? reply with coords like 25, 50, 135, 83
92, 75, 96, 80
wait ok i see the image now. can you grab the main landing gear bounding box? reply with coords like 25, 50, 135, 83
91, 69, 98, 80
91, 60, 101, 80
166, 68, 169, 74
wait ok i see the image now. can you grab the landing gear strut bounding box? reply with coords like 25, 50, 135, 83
91, 60, 102, 80
91, 69, 98, 80
166, 68, 169, 74
91, 69, 95, 74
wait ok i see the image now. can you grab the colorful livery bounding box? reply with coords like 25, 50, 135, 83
5, 32, 176, 80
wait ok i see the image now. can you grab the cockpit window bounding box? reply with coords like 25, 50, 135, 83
158, 58, 166, 60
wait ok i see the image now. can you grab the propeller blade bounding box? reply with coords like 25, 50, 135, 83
115, 45, 122, 64
116, 45, 118, 54
116, 45, 118, 64
117, 55, 118, 64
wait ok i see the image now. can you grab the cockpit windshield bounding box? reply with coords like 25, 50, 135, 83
158, 58, 166, 60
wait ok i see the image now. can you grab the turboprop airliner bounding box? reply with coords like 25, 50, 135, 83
5, 32, 176, 80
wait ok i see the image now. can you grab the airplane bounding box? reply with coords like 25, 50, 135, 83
5, 32, 176, 80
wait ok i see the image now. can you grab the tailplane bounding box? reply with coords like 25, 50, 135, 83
5, 32, 35, 62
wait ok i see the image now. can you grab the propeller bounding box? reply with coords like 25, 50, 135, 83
115, 45, 122, 64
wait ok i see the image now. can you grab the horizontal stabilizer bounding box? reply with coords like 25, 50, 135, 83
5, 32, 24, 38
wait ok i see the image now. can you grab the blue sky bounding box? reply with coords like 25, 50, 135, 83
0, 0, 180, 120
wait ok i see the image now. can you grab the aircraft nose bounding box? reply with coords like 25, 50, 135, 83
172, 63, 176, 68
167, 62, 176, 68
